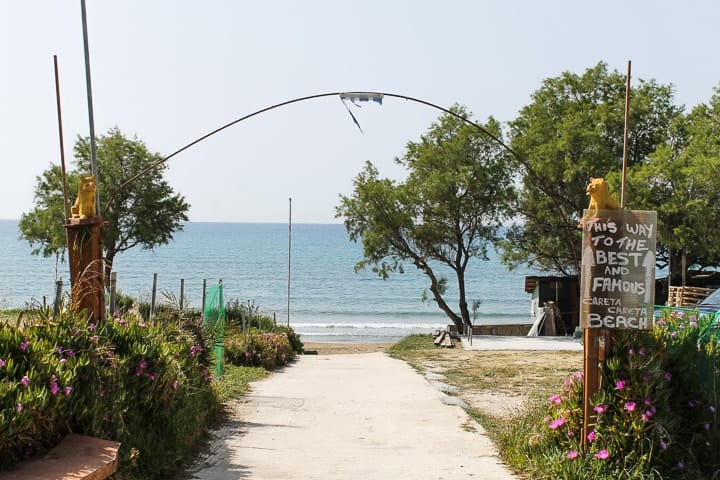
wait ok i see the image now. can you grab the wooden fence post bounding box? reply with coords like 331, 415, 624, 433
202, 279, 207, 319
52, 279, 63, 319
180, 278, 185, 310
150, 273, 157, 322
109, 272, 117, 314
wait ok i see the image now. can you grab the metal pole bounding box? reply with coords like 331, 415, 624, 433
620, 60, 631, 208
53, 56, 71, 221
80, 0, 100, 213
287, 197, 292, 327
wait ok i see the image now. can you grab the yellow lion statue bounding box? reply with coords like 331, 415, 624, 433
71, 175, 97, 219
578, 177, 619, 228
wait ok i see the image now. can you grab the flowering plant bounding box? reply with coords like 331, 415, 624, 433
526, 307, 720, 478
224, 328, 295, 370
0, 307, 217, 477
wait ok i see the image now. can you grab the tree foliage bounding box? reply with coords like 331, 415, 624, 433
20, 127, 190, 284
500, 62, 681, 275
336, 106, 516, 331
623, 85, 720, 283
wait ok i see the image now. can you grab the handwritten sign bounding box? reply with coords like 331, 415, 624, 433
580, 209, 657, 329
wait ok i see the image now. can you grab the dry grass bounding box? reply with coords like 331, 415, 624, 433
389, 336, 583, 419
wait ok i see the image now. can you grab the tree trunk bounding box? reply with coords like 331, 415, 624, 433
667, 248, 685, 287
456, 268, 472, 329
416, 259, 463, 331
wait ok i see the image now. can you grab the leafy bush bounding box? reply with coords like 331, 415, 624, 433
0, 308, 219, 479
504, 308, 720, 479
225, 298, 276, 330
224, 329, 295, 370
275, 325, 304, 354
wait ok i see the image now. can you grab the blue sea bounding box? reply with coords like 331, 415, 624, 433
0, 220, 536, 342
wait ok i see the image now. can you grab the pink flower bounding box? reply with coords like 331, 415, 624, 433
639, 346, 647, 356
21, 375, 29, 387
549, 418, 565, 430
64, 386, 73, 396
593, 404, 607, 414
594, 449, 610, 460
566, 450, 579, 459
88, 323, 96, 331
587, 430, 596, 442
90, 336, 98, 343
19, 340, 29, 351
0, 358, 5, 368
549, 395, 563, 405
172, 380, 179, 390
625, 401, 637, 412
16, 404, 23, 412
59, 358, 67, 365
615, 380, 627, 390
50, 375, 60, 395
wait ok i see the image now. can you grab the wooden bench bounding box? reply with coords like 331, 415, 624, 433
0, 434, 120, 480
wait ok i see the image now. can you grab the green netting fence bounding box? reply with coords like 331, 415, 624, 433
203, 281, 226, 377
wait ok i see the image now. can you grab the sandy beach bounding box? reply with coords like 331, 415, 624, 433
301, 341, 394, 355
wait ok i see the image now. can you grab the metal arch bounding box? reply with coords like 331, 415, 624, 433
102, 91, 535, 214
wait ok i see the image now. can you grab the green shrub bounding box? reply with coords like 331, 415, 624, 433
0, 308, 219, 479
275, 325, 304, 354
224, 329, 295, 370
225, 298, 276, 330
503, 308, 720, 479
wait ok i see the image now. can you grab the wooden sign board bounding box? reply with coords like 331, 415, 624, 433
580, 209, 656, 330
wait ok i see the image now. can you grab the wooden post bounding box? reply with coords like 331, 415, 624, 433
150, 273, 158, 322
65, 217, 105, 321
180, 278, 185, 310
52, 279, 63, 319
202, 279, 207, 319
109, 272, 117, 314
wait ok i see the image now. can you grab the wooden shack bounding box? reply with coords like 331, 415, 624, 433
524, 275, 579, 336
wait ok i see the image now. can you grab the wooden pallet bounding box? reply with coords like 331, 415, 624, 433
667, 286, 715, 307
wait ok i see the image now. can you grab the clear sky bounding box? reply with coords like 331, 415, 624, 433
2, 1, 720, 223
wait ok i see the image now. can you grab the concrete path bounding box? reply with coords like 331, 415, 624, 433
187, 353, 516, 479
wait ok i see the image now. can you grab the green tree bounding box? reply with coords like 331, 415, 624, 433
336, 106, 516, 331
500, 62, 681, 275
20, 127, 190, 285
623, 86, 720, 284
